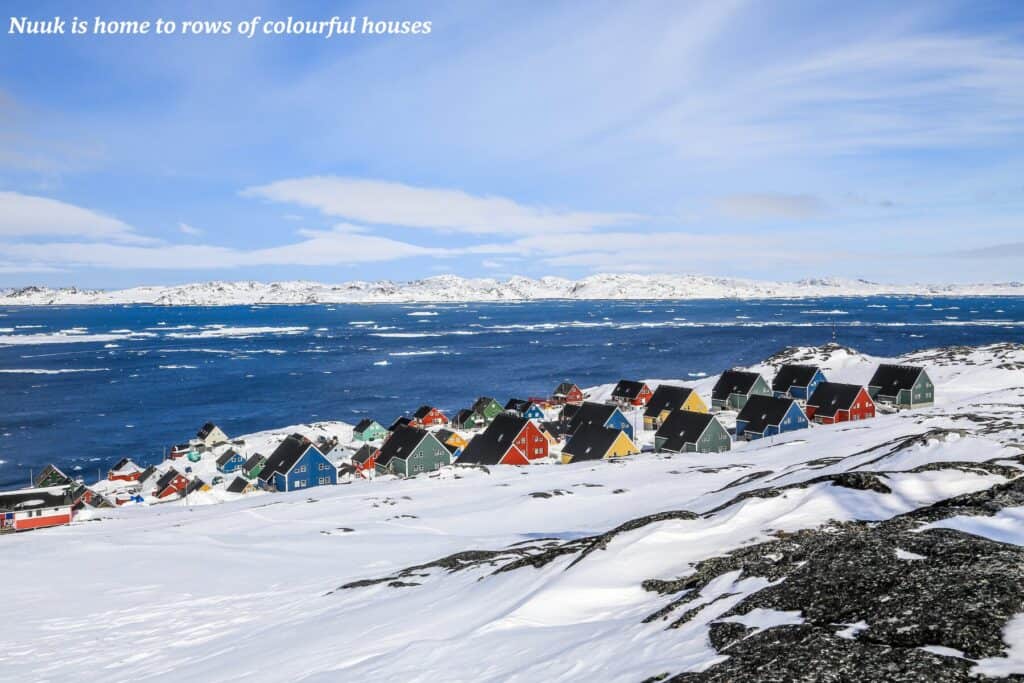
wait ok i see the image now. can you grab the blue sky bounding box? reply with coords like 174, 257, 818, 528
1, 0, 1023, 287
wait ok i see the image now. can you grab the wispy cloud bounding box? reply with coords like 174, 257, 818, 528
242, 177, 643, 235
0, 192, 152, 244
952, 241, 1024, 259
178, 222, 202, 236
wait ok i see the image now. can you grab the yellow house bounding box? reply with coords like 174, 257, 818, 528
643, 386, 707, 430
436, 429, 468, 450
561, 425, 639, 464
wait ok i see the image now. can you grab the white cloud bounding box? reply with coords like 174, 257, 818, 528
716, 193, 824, 220
178, 222, 202, 236
0, 192, 151, 244
242, 176, 642, 235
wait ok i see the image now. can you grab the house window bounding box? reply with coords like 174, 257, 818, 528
318, 476, 330, 485
294, 480, 306, 488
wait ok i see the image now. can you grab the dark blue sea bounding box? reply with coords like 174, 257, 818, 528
1, 296, 1022, 489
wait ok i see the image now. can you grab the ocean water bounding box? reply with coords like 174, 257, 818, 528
1, 296, 1022, 489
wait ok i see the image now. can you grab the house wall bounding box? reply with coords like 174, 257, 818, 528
911, 373, 935, 406
280, 449, 337, 491
697, 420, 731, 452
394, 437, 452, 476
607, 432, 639, 457
603, 409, 634, 440
10, 507, 73, 531
517, 422, 550, 461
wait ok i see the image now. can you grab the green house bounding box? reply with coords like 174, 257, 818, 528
353, 418, 388, 442
241, 453, 267, 480
34, 464, 74, 488
654, 410, 731, 453
868, 365, 934, 408
710, 370, 772, 410
453, 409, 485, 429
471, 396, 504, 424
375, 426, 452, 478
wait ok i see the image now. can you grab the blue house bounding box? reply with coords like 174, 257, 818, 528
735, 395, 808, 440
215, 449, 247, 474
772, 364, 827, 400
561, 401, 634, 441
504, 399, 545, 420
260, 434, 337, 492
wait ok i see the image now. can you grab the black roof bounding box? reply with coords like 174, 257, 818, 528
868, 364, 925, 393
560, 403, 582, 422
562, 424, 625, 462
565, 401, 618, 435
643, 385, 696, 418
505, 398, 530, 412
655, 410, 718, 451
454, 408, 480, 425
243, 453, 266, 470
554, 382, 579, 396
0, 486, 73, 511
736, 395, 800, 434
216, 449, 241, 467
435, 428, 457, 443
226, 476, 251, 493
138, 465, 159, 484
712, 370, 765, 400
772, 364, 822, 392
377, 426, 431, 467
262, 434, 318, 479
611, 380, 647, 399
472, 396, 499, 413
807, 382, 865, 417
154, 469, 184, 492
540, 420, 563, 437
457, 414, 530, 465
354, 418, 379, 433
197, 422, 221, 439
352, 443, 377, 464
412, 405, 438, 420
110, 457, 133, 471
388, 416, 413, 432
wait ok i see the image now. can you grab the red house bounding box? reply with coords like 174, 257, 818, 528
805, 382, 875, 424
108, 457, 143, 482
351, 444, 378, 477
0, 486, 74, 532
457, 414, 550, 466
552, 382, 584, 405
410, 405, 449, 427
153, 469, 189, 499
611, 380, 653, 407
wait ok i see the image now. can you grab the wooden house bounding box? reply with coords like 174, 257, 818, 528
241, 454, 266, 480
452, 408, 485, 430
504, 399, 545, 420
552, 382, 585, 405
610, 380, 653, 408
388, 416, 413, 433
735, 395, 808, 440
643, 385, 707, 430
561, 401, 635, 440
34, 464, 73, 488
153, 469, 189, 499
868, 365, 934, 408
108, 458, 143, 482
435, 428, 468, 452
457, 414, 550, 466
353, 418, 388, 442
711, 370, 772, 410
0, 485, 74, 532
138, 465, 160, 488
169, 443, 191, 459
561, 424, 638, 464
772, 364, 827, 400
226, 476, 256, 494
806, 382, 875, 424
375, 426, 451, 477
654, 410, 731, 453
351, 443, 379, 476
215, 449, 247, 474
261, 434, 336, 492
410, 405, 449, 427
471, 397, 505, 423
196, 422, 229, 448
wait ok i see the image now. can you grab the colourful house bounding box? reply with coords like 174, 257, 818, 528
241, 454, 266, 480
552, 382, 585, 405
643, 385, 708, 430
471, 397, 505, 423
735, 395, 808, 440
435, 428, 468, 452
610, 380, 653, 407
410, 405, 449, 427
772, 364, 827, 400
504, 398, 545, 420
153, 469, 189, 499
353, 418, 388, 442
226, 476, 256, 494
561, 401, 634, 441
458, 414, 550, 466
196, 422, 229, 448
261, 434, 336, 492
453, 408, 486, 429
108, 457, 143, 482
654, 410, 731, 453
375, 426, 451, 477
561, 424, 638, 464
352, 443, 379, 476
0, 486, 74, 532
867, 365, 934, 408
806, 382, 876, 424
388, 416, 413, 433
711, 370, 772, 410
215, 449, 247, 474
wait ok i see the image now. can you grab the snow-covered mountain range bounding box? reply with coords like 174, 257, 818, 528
3, 274, 1024, 305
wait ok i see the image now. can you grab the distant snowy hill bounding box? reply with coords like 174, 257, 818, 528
2, 274, 1024, 305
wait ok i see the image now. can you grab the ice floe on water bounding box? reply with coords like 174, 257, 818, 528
373, 360, 390, 366
165, 325, 308, 339
0, 367, 110, 374
407, 311, 439, 317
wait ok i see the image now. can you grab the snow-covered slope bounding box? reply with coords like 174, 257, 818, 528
3, 274, 1024, 305
2, 343, 1023, 681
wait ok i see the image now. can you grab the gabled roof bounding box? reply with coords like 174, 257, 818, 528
655, 410, 718, 452
412, 405, 439, 420
138, 465, 159, 484
262, 434, 321, 479
560, 403, 582, 422
807, 382, 866, 418
154, 469, 184, 492
472, 396, 499, 413
772, 364, 823, 392
216, 449, 242, 467
354, 418, 380, 433
243, 453, 266, 470
565, 401, 619, 434
0, 485, 72, 512
226, 476, 251, 493
736, 395, 800, 434
435, 428, 458, 444
457, 414, 530, 465
376, 426, 432, 467
504, 398, 530, 412
541, 420, 563, 437
553, 382, 580, 396
197, 422, 222, 440
611, 380, 647, 400
562, 424, 624, 462
643, 385, 696, 418
34, 464, 73, 487
352, 443, 377, 464
868, 364, 925, 393
388, 416, 413, 432
454, 408, 481, 425
712, 370, 765, 400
